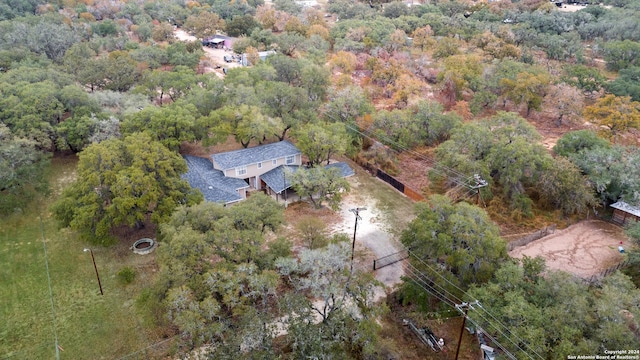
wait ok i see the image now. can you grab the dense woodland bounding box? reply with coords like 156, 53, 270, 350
1, 0, 640, 358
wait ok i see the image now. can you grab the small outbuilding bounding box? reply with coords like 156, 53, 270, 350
610, 201, 640, 226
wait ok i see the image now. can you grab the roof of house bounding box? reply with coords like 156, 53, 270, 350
611, 201, 640, 218
260, 165, 299, 194
211, 141, 301, 170
325, 162, 355, 178
260, 162, 354, 194
182, 155, 249, 204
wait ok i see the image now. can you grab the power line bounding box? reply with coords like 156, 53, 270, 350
401, 264, 458, 307
464, 316, 518, 360
474, 302, 546, 360
398, 250, 544, 359
468, 304, 537, 360
400, 262, 525, 360
403, 260, 464, 305
38, 207, 60, 360
407, 249, 469, 298
345, 123, 483, 190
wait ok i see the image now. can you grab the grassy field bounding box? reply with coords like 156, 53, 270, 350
0, 156, 168, 360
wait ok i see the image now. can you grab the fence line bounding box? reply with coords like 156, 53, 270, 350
506, 224, 556, 251
581, 260, 629, 285
373, 248, 409, 270
404, 185, 425, 201
374, 168, 425, 201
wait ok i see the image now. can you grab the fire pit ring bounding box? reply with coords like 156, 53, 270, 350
131, 238, 157, 255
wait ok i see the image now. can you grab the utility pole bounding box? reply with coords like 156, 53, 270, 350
454, 301, 478, 360
349, 207, 366, 273
454, 302, 469, 360
84, 248, 103, 295
471, 174, 488, 205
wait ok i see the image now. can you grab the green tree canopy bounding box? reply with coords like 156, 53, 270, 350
435, 112, 549, 215
152, 197, 286, 350
288, 166, 350, 210
0, 124, 50, 213
568, 144, 640, 205
608, 66, 640, 102
553, 130, 610, 158
275, 242, 384, 359
51, 133, 201, 244
603, 40, 640, 71
200, 104, 283, 148
121, 101, 200, 151
400, 195, 507, 292
293, 122, 350, 166
468, 260, 640, 359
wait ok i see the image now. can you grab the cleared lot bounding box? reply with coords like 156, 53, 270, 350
509, 220, 629, 278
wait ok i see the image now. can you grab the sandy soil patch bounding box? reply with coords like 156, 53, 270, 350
509, 220, 629, 278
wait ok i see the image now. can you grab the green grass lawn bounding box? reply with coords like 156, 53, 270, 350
0, 156, 167, 360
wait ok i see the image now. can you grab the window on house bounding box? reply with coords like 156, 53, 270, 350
272, 159, 277, 165
236, 166, 247, 176
285, 155, 295, 165
257, 162, 262, 169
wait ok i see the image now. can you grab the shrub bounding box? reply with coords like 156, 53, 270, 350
117, 266, 136, 285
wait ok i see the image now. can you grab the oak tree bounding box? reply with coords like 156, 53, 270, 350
51, 133, 201, 244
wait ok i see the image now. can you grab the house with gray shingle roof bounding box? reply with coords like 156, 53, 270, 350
211, 140, 302, 190
184, 141, 354, 205
182, 155, 249, 205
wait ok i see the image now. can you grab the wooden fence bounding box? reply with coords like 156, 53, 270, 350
581, 260, 629, 285
506, 224, 556, 251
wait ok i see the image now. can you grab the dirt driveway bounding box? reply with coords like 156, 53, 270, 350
174, 29, 240, 78
331, 176, 407, 299
509, 220, 629, 278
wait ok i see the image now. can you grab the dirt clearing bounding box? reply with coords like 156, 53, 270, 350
174, 29, 240, 78
509, 220, 629, 278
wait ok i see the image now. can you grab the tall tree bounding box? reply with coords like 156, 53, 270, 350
0, 124, 50, 214
500, 71, 551, 116
562, 64, 605, 96
154, 198, 286, 351
288, 166, 350, 210
121, 102, 200, 151
138, 66, 199, 105
569, 144, 640, 205
256, 81, 315, 140
553, 130, 610, 158
400, 195, 507, 292
583, 94, 640, 140
183, 11, 226, 39
201, 105, 283, 148
435, 112, 550, 215
51, 133, 201, 244
322, 86, 374, 123
276, 242, 384, 359
293, 122, 349, 166
537, 157, 597, 216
